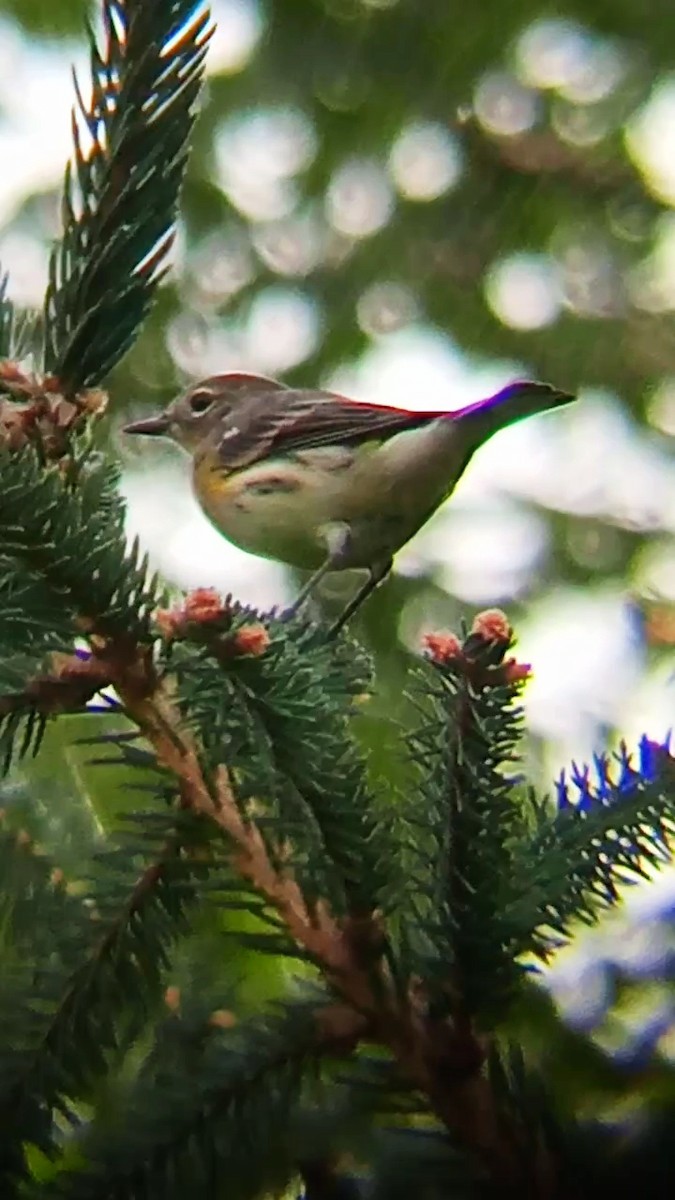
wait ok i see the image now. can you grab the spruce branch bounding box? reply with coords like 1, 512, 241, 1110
34, 999, 366, 1200
104, 605, 538, 1191
0, 271, 36, 366
0, 563, 76, 655
43, 0, 212, 392
0, 269, 15, 360
0, 445, 162, 641
0, 824, 98, 1175
232, 629, 386, 918
29, 590, 540, 1191
0, 650, 112, 772
123, 677, 376, 1004
513, 737, 675, 959
0, 651, 111, 717
403, 612, 528, 1017
160, 588, 387, 916
0, 806, 220, 1157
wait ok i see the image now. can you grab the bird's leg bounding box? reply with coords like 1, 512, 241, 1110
282, 523, 353, 619
329, 558, 393, 637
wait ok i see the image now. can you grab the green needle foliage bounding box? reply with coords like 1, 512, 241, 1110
170, 618, 386, 916
43, 0, 212, 393
0, 2, 674, 1199
0, 448, 161, 639
0, 272, 15, 359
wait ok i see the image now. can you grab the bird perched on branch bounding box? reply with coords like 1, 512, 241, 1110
124, 372, 574, 632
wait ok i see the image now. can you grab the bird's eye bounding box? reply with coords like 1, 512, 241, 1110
189, 391, 213, 415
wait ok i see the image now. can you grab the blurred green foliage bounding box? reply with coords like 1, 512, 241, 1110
1, 0, 86, 35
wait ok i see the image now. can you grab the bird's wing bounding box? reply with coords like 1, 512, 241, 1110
214, 388, 438, 470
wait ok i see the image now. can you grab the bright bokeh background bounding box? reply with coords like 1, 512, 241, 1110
1, 0, 673, 796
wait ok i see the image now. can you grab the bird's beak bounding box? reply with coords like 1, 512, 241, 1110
123, 412, 171, 437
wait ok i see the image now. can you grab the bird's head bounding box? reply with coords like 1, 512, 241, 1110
124, 372, 287, 453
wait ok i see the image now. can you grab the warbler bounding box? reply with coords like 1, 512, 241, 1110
124, 372, 574, 630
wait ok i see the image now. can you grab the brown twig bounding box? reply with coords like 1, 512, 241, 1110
0, 651, 113, 718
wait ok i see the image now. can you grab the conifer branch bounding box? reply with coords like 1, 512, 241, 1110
0, 811, 214, 1141
0, 651, 112, 718
160, 589, 386, 915
0, 272, 35, 366
0, 446, 162, 640
36, 1000, 367, 1200
0, 269, 15, 360
106, 618, 540, 1191
43, 0, 212, 392
118, 674, 377, 1003
0, 650, 113, 772
402, 615, 528, 1017
514, 740, 675, 958
0, 825, 97, 1172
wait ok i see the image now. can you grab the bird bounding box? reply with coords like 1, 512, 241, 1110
124, 372, 574, 633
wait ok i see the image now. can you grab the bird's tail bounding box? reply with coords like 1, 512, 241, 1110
451, 380, 574, 440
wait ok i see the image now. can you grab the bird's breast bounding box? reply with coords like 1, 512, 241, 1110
192, 449, 355, 568
191, 422, 467, 570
